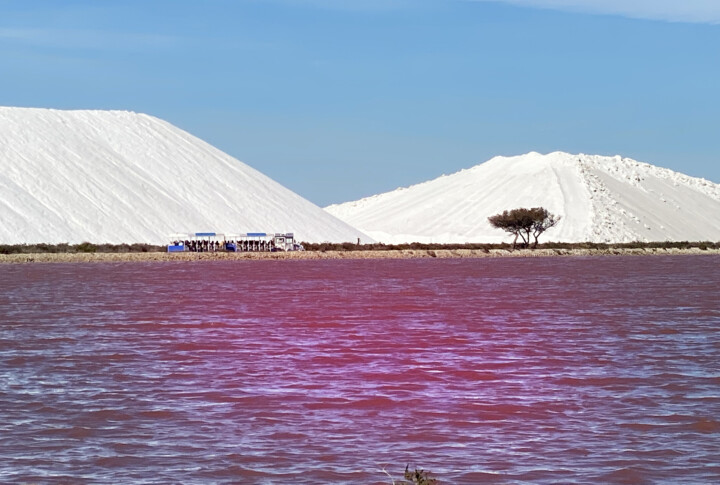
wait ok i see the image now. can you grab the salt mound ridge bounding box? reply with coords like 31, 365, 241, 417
0, 107, 371, 244
326, 151, 720, 244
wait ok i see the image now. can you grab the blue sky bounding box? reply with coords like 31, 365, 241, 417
1, 0, 718, 206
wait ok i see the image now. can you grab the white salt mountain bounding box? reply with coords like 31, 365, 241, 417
0, 107, 371, 245
326, 151, 720, 244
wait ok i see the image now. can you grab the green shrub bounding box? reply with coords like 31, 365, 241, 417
74, 242, 98, 253
0, 244, 22, 254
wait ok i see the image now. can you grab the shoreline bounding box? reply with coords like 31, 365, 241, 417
2, 247, 719, 264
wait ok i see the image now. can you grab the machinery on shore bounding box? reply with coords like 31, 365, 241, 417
167, 232, 303, 253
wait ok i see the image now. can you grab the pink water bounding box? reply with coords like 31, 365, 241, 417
1, 256, 719, 484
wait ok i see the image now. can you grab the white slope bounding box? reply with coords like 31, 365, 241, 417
0, 107, 372, 245
326, 152, 720, 244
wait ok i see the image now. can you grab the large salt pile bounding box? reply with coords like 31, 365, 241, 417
0, 107, 371, 244
326, 151, 720, 244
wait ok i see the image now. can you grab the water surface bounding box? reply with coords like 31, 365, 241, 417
1, 256, 719, 483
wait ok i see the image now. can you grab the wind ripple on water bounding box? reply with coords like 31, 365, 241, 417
1, 256, 719, 483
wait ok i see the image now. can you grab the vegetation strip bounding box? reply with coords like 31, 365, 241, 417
1, 245, 718, 264
1, 240, 719, 256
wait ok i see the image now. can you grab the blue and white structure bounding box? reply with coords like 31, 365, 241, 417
168, 232, 303, 252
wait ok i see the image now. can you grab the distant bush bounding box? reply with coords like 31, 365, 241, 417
129, 243, 156, 253
97, 243, 131, 253
0, 244, 22, 255
74, 242, 98, 253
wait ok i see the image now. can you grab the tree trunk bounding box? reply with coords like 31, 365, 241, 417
520, 229, 531, 248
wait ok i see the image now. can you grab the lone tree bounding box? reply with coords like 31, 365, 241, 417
488, 207, 561, 249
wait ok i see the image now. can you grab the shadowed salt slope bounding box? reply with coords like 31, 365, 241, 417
0, 107, 371, 244
326, 152, 720, 244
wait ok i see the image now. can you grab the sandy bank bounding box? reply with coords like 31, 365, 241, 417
1, 247, 719, 264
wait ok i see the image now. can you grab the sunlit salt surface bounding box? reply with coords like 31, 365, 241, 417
1, 256, 719, 484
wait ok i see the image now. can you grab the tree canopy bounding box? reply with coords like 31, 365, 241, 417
488, 207, 561, 249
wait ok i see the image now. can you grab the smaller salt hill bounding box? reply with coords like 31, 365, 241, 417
325, 152, 720, 244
